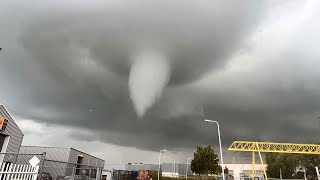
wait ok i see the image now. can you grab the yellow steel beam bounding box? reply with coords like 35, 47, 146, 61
256, 142, 268, 180
228, 141, 320, 154
252, 151, 255, 180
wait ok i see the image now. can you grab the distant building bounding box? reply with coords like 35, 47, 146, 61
104, 164, 127, 171
0, 105, 24, 162
224, 164, 265, 179
101, 169, 112, 180
126, 162, 192, 177
20, 146, 105, 180
127, 163, 266, 178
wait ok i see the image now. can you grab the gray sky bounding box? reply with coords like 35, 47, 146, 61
1, 0, 320, 166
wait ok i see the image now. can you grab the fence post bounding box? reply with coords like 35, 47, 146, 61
96, 168, 100, 180
72, 166, 75, 178
39, 152, 47, 176
33, 166, 40, 180
5, 163, 13, 180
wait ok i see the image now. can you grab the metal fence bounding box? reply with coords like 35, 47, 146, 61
1, 152, 46, 174
0, 152, 102, 180
0, 152, 46, 165
112, 170, 139, 180
0, 162, 39, 180
42, 159, 102, 180
0, 152, 44, 180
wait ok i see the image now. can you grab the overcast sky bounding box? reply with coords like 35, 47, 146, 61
1, 0, 320, 167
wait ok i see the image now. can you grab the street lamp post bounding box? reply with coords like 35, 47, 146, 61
173, 162, 178, 177
176, 162, 179, 177
158, 149, 167, 180
204, 119, 225, 180
186, 158, 192, 180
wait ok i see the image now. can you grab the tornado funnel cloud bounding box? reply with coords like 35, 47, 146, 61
129, 50, 171, 118
19, 0, 269, 119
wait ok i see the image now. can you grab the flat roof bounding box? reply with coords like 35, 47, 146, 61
21, 145, 105, 162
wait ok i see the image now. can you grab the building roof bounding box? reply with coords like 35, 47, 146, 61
104, 164, 127, 171
21, 145, 70, 150
70, 147, 105, 162
21, 145, 105, 161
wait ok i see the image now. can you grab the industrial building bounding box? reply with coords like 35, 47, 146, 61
126, 162, 192, 177
101, 170, 112, 180
0, 105, 24, 163
19, 146, 105, 180
224, 164, 264, 179
0, 105, 106, 179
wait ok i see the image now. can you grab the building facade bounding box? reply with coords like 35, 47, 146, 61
20, 146, 105, 180
224, 164, 265, 179
0, 105, 24, 162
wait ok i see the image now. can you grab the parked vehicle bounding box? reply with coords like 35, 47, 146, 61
56, 175, 86, 180
39, 172, 54, 180
56, 176, 65, 180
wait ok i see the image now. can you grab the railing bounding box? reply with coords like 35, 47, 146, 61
0, 163, 39, 180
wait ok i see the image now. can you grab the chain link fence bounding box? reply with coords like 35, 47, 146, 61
42, 159, 102, 180
0, 152, 46, 165
1, 152, 46, 174
0, 153, 102, 180
112, 170, 139, 180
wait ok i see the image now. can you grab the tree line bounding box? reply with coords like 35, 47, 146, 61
266, 152, 320, 179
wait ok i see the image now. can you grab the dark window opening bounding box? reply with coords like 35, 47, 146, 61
75, 155, 83, 175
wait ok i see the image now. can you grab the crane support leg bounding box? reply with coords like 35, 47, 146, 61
256, 142, 268, 180
252, 151, 255, 180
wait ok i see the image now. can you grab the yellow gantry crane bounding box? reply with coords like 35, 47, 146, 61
228, 141, 320, 180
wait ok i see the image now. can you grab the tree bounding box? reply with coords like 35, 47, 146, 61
265, 152, 320, 179
217, 166, 229, 175
191, 146, 220, 175
266, 153, 299, 179
297, 154, 320, 178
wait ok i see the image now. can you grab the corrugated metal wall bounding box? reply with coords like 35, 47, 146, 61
0, 105, 24, 153
42, 160, 69, 179
20, 147, 105, 179
19, 146, 72, 178
19, 146, 71, 162
68, 148, 81, 164
69, 148, 105, 168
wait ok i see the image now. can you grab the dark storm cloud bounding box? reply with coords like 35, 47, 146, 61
17, 0, 271, 117
19, 0, 266, 84
2, 0, 320, 159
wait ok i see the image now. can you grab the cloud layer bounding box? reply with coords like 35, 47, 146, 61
1, 0, 320, 162
18, 0, 268, 117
